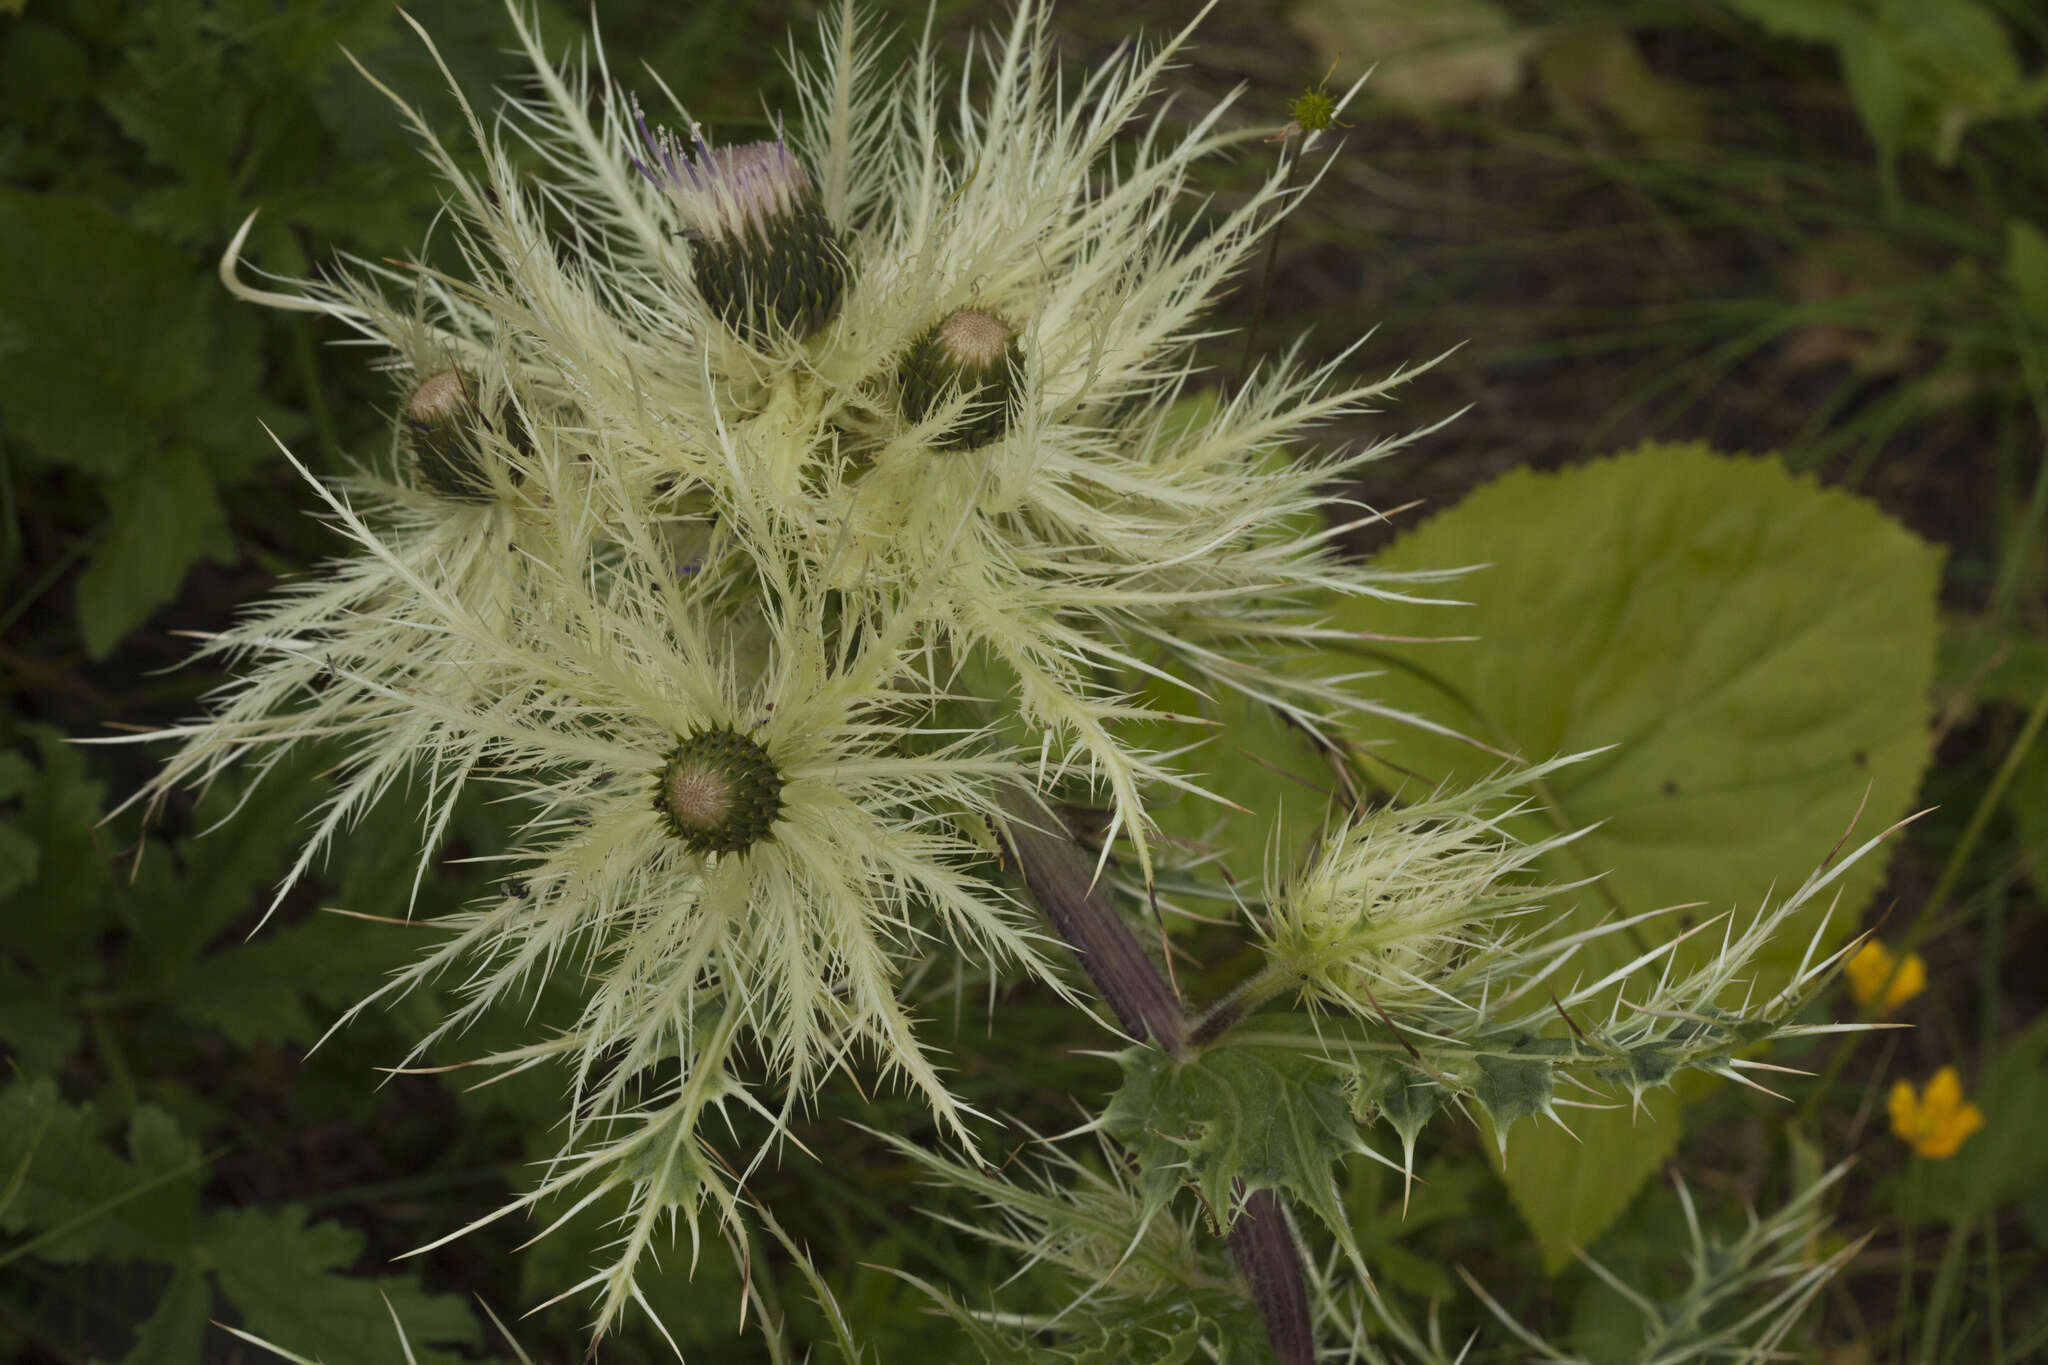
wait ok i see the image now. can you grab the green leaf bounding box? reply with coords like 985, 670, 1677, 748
1288, 0, 1533, 112
0, 1081, 203, 1264
120, 1259, 211, 1365
0, 821, 37, 901
171, 914, 425, 1050
0, 728, 116, 966
1495, 1085, 1685, 1274
1720, 0, 1865, 44
203, 1206, 479, 1365
76, 446, 232, 656
2006, 218, 2048, 319
1345, 444, 1938, 989
1128, 682, 1332, 899
0, 961, 78, 1074
1839, 25, 1911, 153
1103, 1043, 1366, 1262
1337, 443, 1939, 1261
0, 192, 216, 476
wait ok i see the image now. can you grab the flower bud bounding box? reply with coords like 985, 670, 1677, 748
631, 104, 846, 343
403, 367, 527, 502
653, 726, 785, 855
899, 307, 1023, 449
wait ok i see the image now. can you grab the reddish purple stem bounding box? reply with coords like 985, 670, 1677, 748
999, 798, 1315, 1365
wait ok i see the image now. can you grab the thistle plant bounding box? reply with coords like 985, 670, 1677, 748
108, 1, 1898, 1355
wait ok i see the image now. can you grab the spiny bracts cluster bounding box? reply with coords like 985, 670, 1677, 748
111, 0, 1876, 1350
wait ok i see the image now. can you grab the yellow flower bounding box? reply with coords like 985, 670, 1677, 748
1844, 940, 1926, 1013
1888, 1066, 1985, 1159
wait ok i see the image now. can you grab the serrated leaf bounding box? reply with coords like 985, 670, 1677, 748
1336, 443, 1938, 1264
0, 821, 37, 900
203, 1206, 479, 1365
0, 1081, 203, 1264
120, 1258, 210, 1365
174, 914, 446, 1051
0, 192, 216, 476
1, 728, 116, 967
1103, 1044, 1366, 1263
76, 446, 232, 656
0, 960, 78, 1074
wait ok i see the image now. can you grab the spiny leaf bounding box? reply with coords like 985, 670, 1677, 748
1103, 1043, 1371, 1267
1334, 442, 1938, 1269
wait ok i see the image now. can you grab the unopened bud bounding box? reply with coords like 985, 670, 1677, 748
403, 367, 527, 502
899, 307, 1023, 449
631, 104, 846, 343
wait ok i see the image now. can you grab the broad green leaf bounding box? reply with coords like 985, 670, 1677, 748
1840, 25, 1911, 153
1337, 443, 1938, 1263
203, 1206, 479, 1365
1128, 682, 1332, 899
171, 914, 428, 1050
1536, 29, 1708, 145
1289, 0, 1532, 111
1720, 0, 1863, 44
76, 446, 232, 657
1103, 1043, 1365, 1262
0, 728, 115, 963
1494, 1085, 1684, 1274
0, 1081, 203, 1264
0, 822, 36, 901
1343, 444, 1936, 986
0, 961, 77, 1074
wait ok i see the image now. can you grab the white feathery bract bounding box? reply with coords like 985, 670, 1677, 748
113, 0, 1490, 1339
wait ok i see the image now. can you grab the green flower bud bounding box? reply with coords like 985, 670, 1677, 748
403, 367, 527, 502
631, 106, 847, 343
899, 307, 1023, 449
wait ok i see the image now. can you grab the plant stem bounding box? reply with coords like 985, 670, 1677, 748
999, 795, 1313, 1364
1188, 962, 1295, 1048
1231, 143, 1301, 397
999, 795, 1185, 1055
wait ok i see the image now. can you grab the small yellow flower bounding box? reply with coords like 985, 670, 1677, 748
1844, 940, 1926, 1013
1888, 1066, 1985, 1159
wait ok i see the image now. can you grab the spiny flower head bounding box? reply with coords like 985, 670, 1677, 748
630, 101, 847, 342
653, 724, 785, 853
898, 306, 1024, 449
1265, 760, 1585, 1014
401, 365, 530, 500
